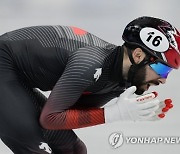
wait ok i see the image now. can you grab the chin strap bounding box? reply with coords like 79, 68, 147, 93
126, 47, 150, 83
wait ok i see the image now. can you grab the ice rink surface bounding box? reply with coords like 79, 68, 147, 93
0, 0, 180, 153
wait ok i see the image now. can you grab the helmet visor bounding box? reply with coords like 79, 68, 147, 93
149, 62, 173, 78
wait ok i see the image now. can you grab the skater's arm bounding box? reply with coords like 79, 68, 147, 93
40, 47, 108, 130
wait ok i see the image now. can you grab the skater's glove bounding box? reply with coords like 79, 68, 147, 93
104, 86, 160, 122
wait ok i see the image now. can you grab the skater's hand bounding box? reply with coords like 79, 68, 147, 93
116, 86, 160, 121
104, 86, 160, 122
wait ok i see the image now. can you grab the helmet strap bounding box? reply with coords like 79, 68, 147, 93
126, 46, 135, 65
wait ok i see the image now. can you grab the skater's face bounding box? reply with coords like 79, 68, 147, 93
129, 48, 172, 95
132, 64, 167, 95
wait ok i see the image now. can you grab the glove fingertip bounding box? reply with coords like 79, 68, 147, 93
130, 86, 137, 93
158, 113, 165, 118
165, 99, 172, 105
152, 91, 158, 98
123, 86, 137, 97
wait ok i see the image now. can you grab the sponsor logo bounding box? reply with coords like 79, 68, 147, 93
39, 142, 52, 154
94, 68, 102, 82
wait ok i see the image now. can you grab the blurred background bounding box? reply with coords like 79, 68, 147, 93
0, 0, 180, 153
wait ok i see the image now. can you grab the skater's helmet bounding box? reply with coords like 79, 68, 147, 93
122, 16, 180, 69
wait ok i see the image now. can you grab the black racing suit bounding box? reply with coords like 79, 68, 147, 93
0, 26, 127, 154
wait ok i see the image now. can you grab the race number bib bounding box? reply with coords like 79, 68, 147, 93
140, 27, 169, 52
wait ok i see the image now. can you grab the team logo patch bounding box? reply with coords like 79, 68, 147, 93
140, 27, 169, 52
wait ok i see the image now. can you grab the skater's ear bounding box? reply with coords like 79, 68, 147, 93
132, 48, 146, 64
